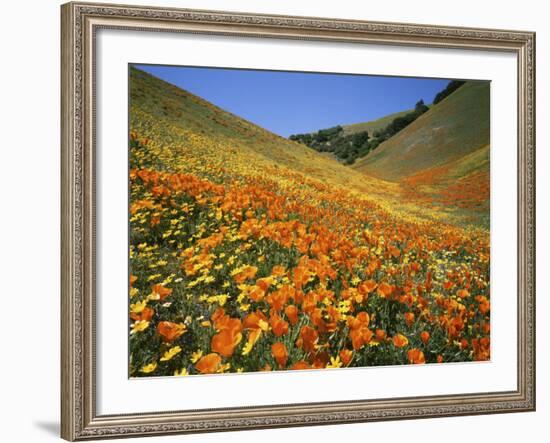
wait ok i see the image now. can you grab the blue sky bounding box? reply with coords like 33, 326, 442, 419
134, 64, 450, 138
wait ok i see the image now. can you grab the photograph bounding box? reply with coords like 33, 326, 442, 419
128, 64, 491, 377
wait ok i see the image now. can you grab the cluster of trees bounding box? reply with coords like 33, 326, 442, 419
289, 126, 373, 164
289, 99, 430, 165
433, 80, 466, 105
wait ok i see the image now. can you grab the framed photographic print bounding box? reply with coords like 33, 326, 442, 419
61, 1, 536, 440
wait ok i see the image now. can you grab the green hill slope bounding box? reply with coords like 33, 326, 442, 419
129, 66, 409, 210
352, 81, 490, 181
342, 109, 415, 135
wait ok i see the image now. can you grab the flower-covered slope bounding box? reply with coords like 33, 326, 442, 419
128, 67, 490, 377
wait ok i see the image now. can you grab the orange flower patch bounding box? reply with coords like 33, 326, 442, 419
392, 333, 409, 348
195, 353, 222, 374
377, 282, 393, 298
233, 266, 258, 284
131, 306, 155, 322
407, 348, 426, 364
420, 331, 430, 344
151, 283, 172, 301
296, 325, 318, 353
269, 314, 289, 337
284, 304, 299, 326
339, 349, 354, 366
157, 321, 186, 342
271, 342, 288, 368
211, 328, 242, 357
290, 360, 311, 370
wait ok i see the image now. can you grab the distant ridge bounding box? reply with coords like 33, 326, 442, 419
352, 81, 489, 181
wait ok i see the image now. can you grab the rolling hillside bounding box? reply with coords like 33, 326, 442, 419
352, 81, 490, 181
130, 66, 395, 194
128, 67, 490, 377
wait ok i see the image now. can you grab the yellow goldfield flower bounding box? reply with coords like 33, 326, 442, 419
130, 320, 150, 334
160, 346, 182, 361
130, 300, 147, 314
174, 368, 188, 376
258, 319, 270, 332
326, 356, 343, 368
219, 363, 231, 373
140, 362, 157, 373
190, 349, 203, 363
147, 273, 162, 282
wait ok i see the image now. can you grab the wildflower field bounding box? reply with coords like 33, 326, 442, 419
128, 67, 490, 377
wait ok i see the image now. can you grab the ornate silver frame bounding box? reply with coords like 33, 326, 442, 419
61, 2, 536, 440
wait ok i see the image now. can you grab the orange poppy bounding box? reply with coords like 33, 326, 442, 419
271, 265, 287, 277
130, 275, 138, 287
211, 309, 243, 336
456, 289, 470, 299
243, 310, 268, 330
420, 331, 430, 344
157, 321, 186, 342
256, 277, 273, 291
404, 312, 415, 327
248, 285, 265, 302
270, 314, 289, 337
339, 349, 353, 366
233, 265, 258, 284
211, 328, 242, 357
151, 283, 172, 301
284, 304, 299, 325
392, 333, 409, 348
389, 245, 401, 258
361, 279, 378, 294
348, 312, 373, 350
472, 337, 490, 361
407, 348, 426, 364
377, 282, 393, 298
271, 342, 288, 368
195, 353, 222, 374
297, 325, 318, 353
266, 290, 288, 312
130, 306, 154, 322
292, 266, 310, 290
475, 295, 490, 314
290, 360, 310, 370
312, 351, 330, 369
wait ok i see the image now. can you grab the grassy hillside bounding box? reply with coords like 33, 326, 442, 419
130, 66, 393, 192
342, 108, 415, 135
352, 81, 490, 181
128, 67, 490, 377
